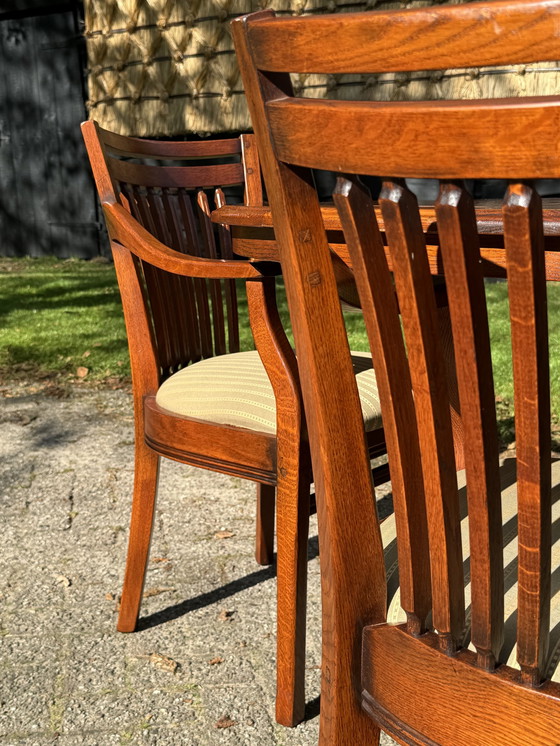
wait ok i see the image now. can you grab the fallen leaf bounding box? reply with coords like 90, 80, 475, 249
76, 366, 88, 379
82, 350, 91, 358
214, 716, 236, 729
149, 652, 178, 673
105, 592, 115, 601
214, 530, 235, 540
53, 574, 71, 588
218, 609, 235, 623
143, 587, 176, 598
207, 656, 224, 666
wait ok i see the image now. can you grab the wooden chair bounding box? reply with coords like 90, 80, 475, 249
81, 122, 388, 727
233, 1, 560, 743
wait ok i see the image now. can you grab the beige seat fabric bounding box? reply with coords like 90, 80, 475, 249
381, 457, 560, 682
156, 349, 381, 435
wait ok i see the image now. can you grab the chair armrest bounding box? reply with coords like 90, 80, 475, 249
103, 201, 278, 279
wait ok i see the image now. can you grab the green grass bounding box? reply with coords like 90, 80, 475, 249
0, 257, 371, 386
0, 257, 128, 384
1, 258, 559, 445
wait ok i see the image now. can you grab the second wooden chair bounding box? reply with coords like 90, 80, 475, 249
82, 122, 387, 726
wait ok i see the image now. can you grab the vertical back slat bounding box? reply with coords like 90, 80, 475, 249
178, 189, 213, 359
215, 187, 240, 353
241, 133, 263, 207
125, 184, 172, 374
92, 130, 245, 376
504, 183, 552, 686
334, 177, 432, 634
198, 190, 227, 356
161, 189, 202, 365
148, 187, 183, 370
380, 180, 464, 653
436, 182, 504, 671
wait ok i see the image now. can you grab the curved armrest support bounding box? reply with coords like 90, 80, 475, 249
103, 201, 279, 279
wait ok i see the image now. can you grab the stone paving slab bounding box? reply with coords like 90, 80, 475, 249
0, 386, 397, 746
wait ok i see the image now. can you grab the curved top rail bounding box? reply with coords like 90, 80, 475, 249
97, 124, 242, 160
247, 0, 560, 74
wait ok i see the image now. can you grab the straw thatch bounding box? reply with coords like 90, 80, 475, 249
84, 0, 560, 137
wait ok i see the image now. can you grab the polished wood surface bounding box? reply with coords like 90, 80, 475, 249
82, 122, 310, 726
503, 183, 552, 686
246, 0, 560, 74
436, 183, 504, 669
233, 11, 386, 743
333, 179, 431, 637
233, 2, 560, 744
82, 121, 390, 728
211, 202, 560, 280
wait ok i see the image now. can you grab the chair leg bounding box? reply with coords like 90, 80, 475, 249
255, 483, 275, 565
275, 467, 311, 727
318, 716, 381, 746
117, 439, 160, 633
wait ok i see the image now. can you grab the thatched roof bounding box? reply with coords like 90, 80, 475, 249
84, 0, 560, 137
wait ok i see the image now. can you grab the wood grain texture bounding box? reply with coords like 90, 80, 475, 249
255, 483, 275, 566
212, 201, 560, 233
248, 0, 560, 73
234, 3, 560, 742
101, 127, 242, 158
334, 177, 431, 636
108, 159, 245, 189
233, 12, 385, 745
247, 276, 310, 725
212, 203, 560, 281
143, 396, 277, 482
380, 181, 464, 652
82, 121, 328, 727
435, 183, 503, 670
241, 134, 263, 207
267, 97, 560, 180
214, 188, 240, 354
103, 201, 265, 279
504, 183, 552, 686
362, 625, 560, 746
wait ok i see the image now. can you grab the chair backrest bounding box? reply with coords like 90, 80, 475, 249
82, 122, 262, 384
233, 2, 560, 743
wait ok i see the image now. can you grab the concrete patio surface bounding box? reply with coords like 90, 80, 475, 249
0, 384, 397, 745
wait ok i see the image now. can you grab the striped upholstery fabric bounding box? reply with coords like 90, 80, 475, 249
155, 349, 381, 434
382, 457, 560, 682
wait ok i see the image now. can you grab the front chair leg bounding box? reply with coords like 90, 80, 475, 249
256, 483, 275, 565
117, 439, 160, 632
275, 464, 311, 726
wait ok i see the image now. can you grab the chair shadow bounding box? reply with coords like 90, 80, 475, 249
304, 695, 321, 722
137, 535, 320, 632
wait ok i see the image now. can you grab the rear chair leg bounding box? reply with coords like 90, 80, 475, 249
117, 439, 159, 632
256, 483, 275, 565
275, 467, 310, 726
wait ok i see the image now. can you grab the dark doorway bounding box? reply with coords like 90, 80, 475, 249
0, 1, 101, 257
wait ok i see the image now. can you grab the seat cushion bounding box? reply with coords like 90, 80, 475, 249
155, 349, 382, 435
381, 457, 560, 682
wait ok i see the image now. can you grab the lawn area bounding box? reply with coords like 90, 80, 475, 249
1, 257, 559, 446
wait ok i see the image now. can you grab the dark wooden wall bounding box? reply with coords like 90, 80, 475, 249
0, 0, 102, 258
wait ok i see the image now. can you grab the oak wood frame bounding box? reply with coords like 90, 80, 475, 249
82, 121, 389, 727
232, 1, 560, 744
82, 122, 311, 726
